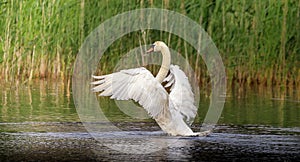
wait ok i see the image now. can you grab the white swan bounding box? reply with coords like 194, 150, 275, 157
91, 41, 211, 136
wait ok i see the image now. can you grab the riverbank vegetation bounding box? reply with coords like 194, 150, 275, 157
0, 0, 299, 90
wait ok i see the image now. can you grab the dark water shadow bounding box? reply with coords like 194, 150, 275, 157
0, 122, 299, 161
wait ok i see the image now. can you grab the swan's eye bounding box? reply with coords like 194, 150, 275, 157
151, 44, 155, 48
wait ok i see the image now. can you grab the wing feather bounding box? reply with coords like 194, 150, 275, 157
167, 65, 197, 125
91, 67, 168, 118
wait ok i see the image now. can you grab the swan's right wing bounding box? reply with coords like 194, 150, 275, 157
91, 67, 168, 118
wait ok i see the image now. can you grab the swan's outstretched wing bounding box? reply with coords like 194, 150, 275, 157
91, 67, 168, 118
164, 65, 197, 125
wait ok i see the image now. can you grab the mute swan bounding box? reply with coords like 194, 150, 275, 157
91, 41, 211, 136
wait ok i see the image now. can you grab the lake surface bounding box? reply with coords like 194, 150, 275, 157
0, 80, 299, 161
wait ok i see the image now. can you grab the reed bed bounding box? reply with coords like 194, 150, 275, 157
0, 0, 299, 90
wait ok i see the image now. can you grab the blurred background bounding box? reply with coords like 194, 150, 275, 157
0, 0, 299, 88
0, 1, 299, 161
0, 0, 299, 129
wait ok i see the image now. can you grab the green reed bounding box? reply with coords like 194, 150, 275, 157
0, 0, 299, 90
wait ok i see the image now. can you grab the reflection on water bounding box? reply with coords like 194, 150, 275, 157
0, 80, 299, 126
0, 80, 78, 123
199, 85, 300, 128
0, 80, 299, 161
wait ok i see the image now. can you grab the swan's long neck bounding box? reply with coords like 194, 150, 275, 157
156, 46, 171, 83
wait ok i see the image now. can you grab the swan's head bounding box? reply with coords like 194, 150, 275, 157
146, 41, 168, 53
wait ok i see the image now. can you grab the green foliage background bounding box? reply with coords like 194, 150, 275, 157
0, 0, 299, 88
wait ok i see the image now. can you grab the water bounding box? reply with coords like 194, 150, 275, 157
0, 80, 299, 161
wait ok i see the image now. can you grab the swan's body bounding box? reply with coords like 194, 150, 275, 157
91, 41, 210, 136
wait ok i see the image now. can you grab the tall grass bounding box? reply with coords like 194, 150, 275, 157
0, 0, 299, 90
0, 0, 82, 82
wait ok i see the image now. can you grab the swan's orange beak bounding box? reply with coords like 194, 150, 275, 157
146, 44, 155, 53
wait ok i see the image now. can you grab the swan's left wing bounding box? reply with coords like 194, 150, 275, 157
164, 65, 197, 125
